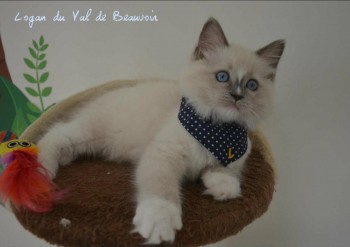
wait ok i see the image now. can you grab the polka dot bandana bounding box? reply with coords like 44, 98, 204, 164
178, 97, 248, 166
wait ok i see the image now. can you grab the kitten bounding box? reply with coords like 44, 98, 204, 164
37, 18, 285, 244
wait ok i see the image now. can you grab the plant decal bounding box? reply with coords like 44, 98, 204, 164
23, 35, 53, 112
0, 76, 42, 136
0, 35, 55, 136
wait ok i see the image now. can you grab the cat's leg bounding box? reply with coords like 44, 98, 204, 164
132, 138, 186, 244
37, 120, 96, 178
201, 138, 252, 201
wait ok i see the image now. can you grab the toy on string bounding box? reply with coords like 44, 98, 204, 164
0, 130, 63, 212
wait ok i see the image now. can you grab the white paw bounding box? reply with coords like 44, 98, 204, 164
132, 197, 182, 244
202, 171, 241, 201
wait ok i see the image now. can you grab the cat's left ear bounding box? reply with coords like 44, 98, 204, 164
256, 39, 286, 69
193, 18, 229, 60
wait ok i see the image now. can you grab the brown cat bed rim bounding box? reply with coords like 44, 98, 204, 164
11, 79, 276, 247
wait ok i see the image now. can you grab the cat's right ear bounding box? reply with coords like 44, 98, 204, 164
193, 18, 229, 60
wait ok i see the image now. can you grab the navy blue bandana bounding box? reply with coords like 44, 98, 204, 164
178, 97, 248, 166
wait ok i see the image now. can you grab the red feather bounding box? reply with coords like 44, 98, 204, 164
0, 149, 64, 212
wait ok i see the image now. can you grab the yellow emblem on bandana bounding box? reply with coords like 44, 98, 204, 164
228, 147, 235, 159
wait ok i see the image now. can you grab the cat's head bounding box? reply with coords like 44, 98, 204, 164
180, 17, 285, 128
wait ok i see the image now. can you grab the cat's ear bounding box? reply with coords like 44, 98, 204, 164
193, 18, 229, 60
256, 39, 285, 69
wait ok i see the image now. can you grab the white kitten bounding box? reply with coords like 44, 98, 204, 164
37, 18, 285, 244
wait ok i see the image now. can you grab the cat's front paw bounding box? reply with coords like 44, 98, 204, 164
132, 197, 182, 244
202, 171, 241, 201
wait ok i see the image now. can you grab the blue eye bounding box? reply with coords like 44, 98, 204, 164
216, 71, 230, 82
246, 79, 259, 91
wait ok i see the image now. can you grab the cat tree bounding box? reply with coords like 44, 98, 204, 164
9, 79, 277, 247
1, 37, 276, 247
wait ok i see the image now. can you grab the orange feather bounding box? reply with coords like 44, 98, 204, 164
0, 148, 63, 212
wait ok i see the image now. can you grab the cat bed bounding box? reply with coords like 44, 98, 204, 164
13, 80, 276, 247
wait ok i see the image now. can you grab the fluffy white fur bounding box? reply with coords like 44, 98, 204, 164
37, 18, 284, 244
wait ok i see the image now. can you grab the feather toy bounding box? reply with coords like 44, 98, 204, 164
0, 130, 63, 212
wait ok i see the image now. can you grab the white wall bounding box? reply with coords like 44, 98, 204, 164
1, 1, 350, 247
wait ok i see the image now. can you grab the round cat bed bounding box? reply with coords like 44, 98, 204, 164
13, 79, 276, 247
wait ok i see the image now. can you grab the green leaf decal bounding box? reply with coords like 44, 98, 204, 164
33, 40, 39, 50
29, 47, 37, 59
23, 73, 37, 83
27, 113, 38, 124
39, 44, 49, 51
26, 101, 42, 114
38, 60, 47, 70
23, 35, 53, 113
11, 108, 27, 136
42, 87, 52, 97
0, 76, 42, 135
24, 58, 36, 69
38, 53, 46, 60
39, 72, 49, 83
25, 87, 39, 97
39, 35, 44, 46
0, 77, 16, 131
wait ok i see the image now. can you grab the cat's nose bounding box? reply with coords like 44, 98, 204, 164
231, 93, 244, 102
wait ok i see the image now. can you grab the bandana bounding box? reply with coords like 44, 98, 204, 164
178, 97, 248, 166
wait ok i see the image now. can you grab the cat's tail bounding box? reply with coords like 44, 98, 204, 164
0, 148, 66, 212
